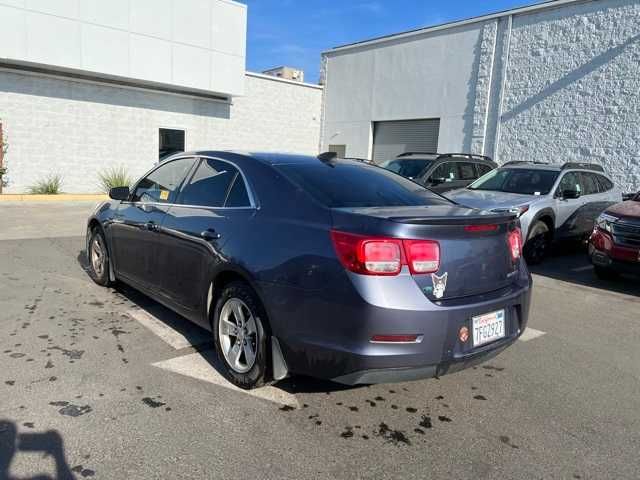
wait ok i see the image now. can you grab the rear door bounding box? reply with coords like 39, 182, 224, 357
579, 172, 614, 234
111, 157, 195, 289
159, 157, 256, 318
458, 161, 481, 188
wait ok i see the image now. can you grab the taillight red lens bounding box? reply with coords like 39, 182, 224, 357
330, 231, 440, 276
362, 240, 402, 274
508, 227, 523, 261
330, 231, 403, 276
403, 240, 440, 274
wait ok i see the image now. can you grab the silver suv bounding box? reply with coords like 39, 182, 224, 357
446, 162, 623, 263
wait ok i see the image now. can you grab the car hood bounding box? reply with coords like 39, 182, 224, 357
607, 200, 640, 219
445, 189, 535, 210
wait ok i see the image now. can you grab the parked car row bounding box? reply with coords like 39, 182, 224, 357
381, 152, 638, 275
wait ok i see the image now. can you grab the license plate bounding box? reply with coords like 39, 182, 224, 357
472, 310, 505, 347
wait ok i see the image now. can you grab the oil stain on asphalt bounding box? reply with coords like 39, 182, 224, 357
49, 401, 93, 417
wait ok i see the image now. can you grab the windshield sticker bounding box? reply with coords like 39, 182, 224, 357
431, 273, 448, 299
160, 190, 169, 200
534, 192, 541, 195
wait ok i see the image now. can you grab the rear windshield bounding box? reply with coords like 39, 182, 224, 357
277, 162, 450, 208
469, 168, 559, 195
380, 159, 433, 179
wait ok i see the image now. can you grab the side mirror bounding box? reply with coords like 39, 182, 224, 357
109, 186, 130, 201
562, 189, 581, 200
430, 177, 446, 186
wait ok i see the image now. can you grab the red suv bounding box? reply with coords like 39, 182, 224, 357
589, 192, 640, 279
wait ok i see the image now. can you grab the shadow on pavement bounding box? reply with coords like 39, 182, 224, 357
0, 420, 82, 480
529, 240, 640, 297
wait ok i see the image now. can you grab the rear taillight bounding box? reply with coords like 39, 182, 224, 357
508, 227, 523, 261
403, 240, 440, 274
330, 230, 440, 276
362, 240, 402, 274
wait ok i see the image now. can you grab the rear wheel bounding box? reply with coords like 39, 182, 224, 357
524, 221, 551, 265
213, 281, 268, 390
594, 265, 618, 281
87, 227, 114, 287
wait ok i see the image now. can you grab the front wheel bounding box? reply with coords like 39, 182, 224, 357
213, 282, 269, 390
87, 227, 114, 287
524, 221, 551, 265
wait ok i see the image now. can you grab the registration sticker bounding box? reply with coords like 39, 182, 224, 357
159, 190, 169, 200
472, 310, 505, 347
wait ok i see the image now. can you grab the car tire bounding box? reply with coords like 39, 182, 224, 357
594, 265, 618, 281
524, 221, 551, 265
212, 281, 269, 390
87, 226, 114, 287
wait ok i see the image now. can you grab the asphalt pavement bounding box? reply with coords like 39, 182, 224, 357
0, 202, 638, 480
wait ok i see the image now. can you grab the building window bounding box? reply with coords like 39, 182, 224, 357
159, 128, 185, 161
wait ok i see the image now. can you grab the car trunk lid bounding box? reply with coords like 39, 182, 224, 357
332, 205, 520, 301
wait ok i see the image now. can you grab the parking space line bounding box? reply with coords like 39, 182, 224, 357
519, 328, 547, 342
571, 265, 593, 272
152, 353, 299, 408
126, 309, 210, 350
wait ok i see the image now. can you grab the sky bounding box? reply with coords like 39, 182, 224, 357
240, 0, 548, 84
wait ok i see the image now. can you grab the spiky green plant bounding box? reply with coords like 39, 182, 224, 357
28, 174, 63, 194
97, 166, 132, 193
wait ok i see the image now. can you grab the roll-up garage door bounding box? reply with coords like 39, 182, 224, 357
372, 119, 440, 164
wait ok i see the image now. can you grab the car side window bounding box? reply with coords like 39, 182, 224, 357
476, 164, 493, 176
580, 172, 599, 196
430, 162, 459, 183
457, 162, 477, 181
131, 157, 194, 203
596, 174, 613, 192
178, 158, 240, 207
225, 175, 251, 207
557, 172, 581, 197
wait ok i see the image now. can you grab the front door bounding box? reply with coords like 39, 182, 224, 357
110, 157, 195, 290
426, 162, 468, 193
554, 172, 586, 238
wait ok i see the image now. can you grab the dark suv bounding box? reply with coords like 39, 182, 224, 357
380, 153, 497, 193
589, 191, 640, 278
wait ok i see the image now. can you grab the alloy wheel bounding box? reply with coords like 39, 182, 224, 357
218, 298, 258, 374
90, 234, 106, 277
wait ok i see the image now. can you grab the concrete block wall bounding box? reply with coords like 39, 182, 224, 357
491, 0, 640, 191
0, 71, 322, 193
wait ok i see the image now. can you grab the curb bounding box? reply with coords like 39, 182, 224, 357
0, 194, 108, 202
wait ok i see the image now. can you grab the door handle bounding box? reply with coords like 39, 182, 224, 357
145, 221, 159, 232
200, 228, 221, 241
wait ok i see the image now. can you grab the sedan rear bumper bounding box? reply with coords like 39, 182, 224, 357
270, 272, 532, 385
332, 337, 513, 385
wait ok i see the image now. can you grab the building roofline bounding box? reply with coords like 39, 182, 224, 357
324, 0, 587, 55
245, 71, 323, 90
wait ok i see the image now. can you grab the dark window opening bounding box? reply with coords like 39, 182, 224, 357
159, 128, 185, 161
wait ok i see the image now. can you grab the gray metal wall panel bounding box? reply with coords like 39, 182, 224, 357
372, 119, 440, 164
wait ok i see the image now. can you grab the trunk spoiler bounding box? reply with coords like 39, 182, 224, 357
390, 213, 517, 226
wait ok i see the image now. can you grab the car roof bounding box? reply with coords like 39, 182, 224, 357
498, 164, 563, 171
394, 153, 495, 164
186, 150, 321, 166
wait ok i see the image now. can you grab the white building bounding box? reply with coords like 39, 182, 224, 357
321, 0, 640, 192
0, 0, 322, 193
